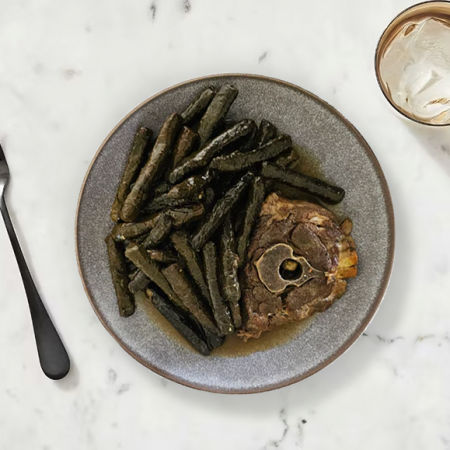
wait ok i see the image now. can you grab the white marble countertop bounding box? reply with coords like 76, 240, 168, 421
1, 0, 450, 448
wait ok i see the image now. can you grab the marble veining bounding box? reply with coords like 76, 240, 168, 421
267, 409, 289, 449
149, 2, 157, 21
117, 384, 130, 395
1, 0, 450, 449
108, 368, 117, 383
259, 51, 268, 63
263, 409, 309, 449
62, 69, 82, 80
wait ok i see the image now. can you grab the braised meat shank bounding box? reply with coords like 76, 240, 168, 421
239, 193, 358, 340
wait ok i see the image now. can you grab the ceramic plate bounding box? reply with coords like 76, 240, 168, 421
76, 74, 395, 393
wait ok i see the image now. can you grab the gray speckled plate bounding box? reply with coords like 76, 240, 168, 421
76, 74, 394, 394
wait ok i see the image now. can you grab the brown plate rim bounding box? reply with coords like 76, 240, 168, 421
75, 73, 395, 394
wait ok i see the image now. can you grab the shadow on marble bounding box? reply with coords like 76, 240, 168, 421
403, 118, 450, 177
55, 360, 79, 391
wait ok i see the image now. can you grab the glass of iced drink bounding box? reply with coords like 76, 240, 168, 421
375, 1, 450, 126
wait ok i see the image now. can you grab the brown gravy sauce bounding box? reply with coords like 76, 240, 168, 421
215, 314, 316, 357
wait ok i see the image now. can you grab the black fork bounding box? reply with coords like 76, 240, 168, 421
0, 144, 70, 379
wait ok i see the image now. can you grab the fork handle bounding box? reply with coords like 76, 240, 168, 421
1, 197, 70, 380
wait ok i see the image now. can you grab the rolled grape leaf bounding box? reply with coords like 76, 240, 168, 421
121, 113, 182, 222
111, 127, 152, 222
105, 235, 135, 317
